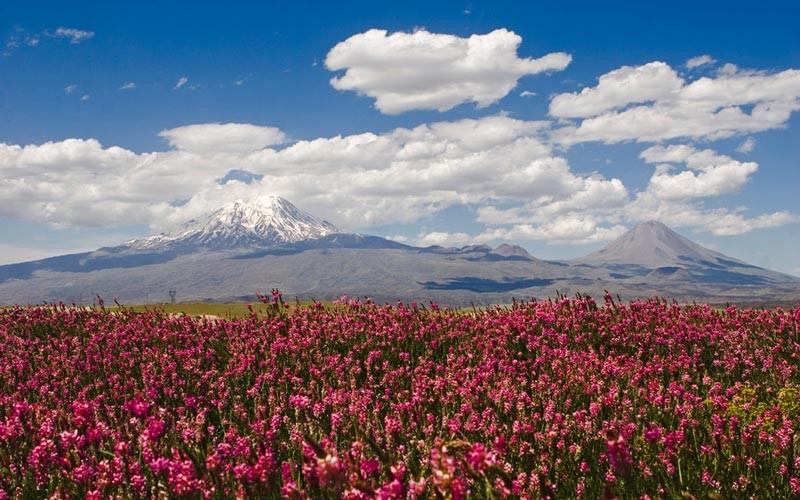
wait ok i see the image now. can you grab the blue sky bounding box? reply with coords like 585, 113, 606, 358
1, 0, 799, 274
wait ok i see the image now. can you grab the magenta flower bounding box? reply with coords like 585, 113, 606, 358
605, 435, 633, 477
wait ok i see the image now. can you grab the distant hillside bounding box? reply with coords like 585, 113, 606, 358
0, 198, 797, 306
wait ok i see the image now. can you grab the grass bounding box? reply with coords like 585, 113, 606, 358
7, 301, 511, 319
2, 299, 472, 318
107, 301, 329, 318
0, 302, 265, 318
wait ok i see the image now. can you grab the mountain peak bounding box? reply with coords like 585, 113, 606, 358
127, 196, 338, 250
492, 243, 535, 260
637, 220, 669, 229
577, 220, 734, 268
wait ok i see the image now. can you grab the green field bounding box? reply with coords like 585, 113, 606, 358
107, 301, 323, 318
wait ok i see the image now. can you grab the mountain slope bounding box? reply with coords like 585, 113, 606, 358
575, 221, 737, 268
0, 202, 797, 306
574, 220, 797, 289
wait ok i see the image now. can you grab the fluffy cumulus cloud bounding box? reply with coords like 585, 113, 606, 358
0, 139, 153, 226
159, 123, 287, 154
549, 62, 683, 118
625, 193, 795, 236
5, 51, 800, 245
614, 144, 796, 236
233, 115, 614, 231
475, 173, 629, 225
2, 28, 798, 248
416, 220, 629, 247
551, 62, 800, 144
641, 145, 759, 200
0, 116, 626, 242
0, 113, 790, 245
326, 28, 571, 114
477, 218, 629, 245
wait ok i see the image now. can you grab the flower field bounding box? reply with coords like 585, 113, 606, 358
2, 293, 800, 498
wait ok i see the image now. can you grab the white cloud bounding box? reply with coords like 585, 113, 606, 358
686, 54, 716, 69
0, 139, 155, 226
4, 27, 93, 55
717, 63, 739, 76
80, 94, 90, 102
0, 116, 607, 232
0, 116, 792, 244
6, 55, 791, 247
641, 145, 758, 201
53, 27, 94, 44
174, 77, 188, 90
551, 62, 800, 144
64, 84, 77, 94
416, 231, 472, 247
638, 144, 695, 163
5, 35, 19, 51
159, 123, 287, 154
626, 192, 796, 236
519, 90, 537, 97
550, 62, 682, 118
478, 217, 629, 245
120, 82, 136, 90
475, 173, 628, 225
326, 28, 571, 114
736, 136, 756, 154
468, 139, 791, 243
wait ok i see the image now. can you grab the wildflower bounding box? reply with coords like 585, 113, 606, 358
605, 435, 633, 477
316, 454, 345, 488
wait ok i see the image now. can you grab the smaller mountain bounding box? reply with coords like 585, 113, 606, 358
126, 196, 338, 251
576, 220, 740, 268
574, 220, 798, 290
1, 203, 797, 307
492, 244, 535, 260
421, 243, 535, 262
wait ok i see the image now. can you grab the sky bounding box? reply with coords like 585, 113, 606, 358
1, 0, 799, 274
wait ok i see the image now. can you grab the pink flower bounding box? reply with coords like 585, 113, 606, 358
605, 435, 633, 477
316, 454, 344, 488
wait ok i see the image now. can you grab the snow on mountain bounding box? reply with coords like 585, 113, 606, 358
2, 216, 799, 306
127, 196, 338, 250
575, 220, 739, 268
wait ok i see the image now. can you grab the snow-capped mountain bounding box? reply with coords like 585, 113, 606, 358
127, 196, 338, 251
1, 212, 798, 307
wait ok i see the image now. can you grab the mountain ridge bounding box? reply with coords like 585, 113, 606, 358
0, 200, 797, 306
